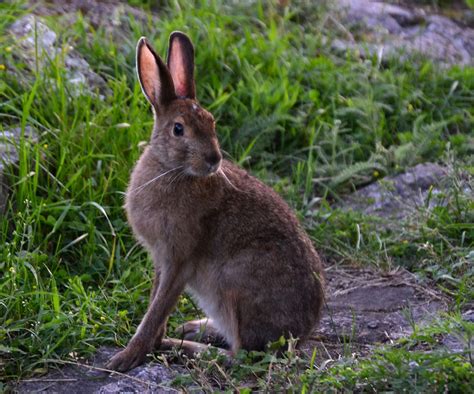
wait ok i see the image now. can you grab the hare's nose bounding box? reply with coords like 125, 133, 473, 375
206, 152, 221, 166
205, 152, 222, 172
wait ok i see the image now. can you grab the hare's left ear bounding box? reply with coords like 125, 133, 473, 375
136, 37, 176, 109
167, 31, 196, 99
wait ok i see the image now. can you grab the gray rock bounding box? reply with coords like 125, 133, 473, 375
334, 0, 474, 66
9, 14, 107, 95
29, 0, 158, 38
441, 310, 474, 355
0, 126, 37, 213
17, 347, 182, 393
339, 0, 425, 34
341, 163, 449, 219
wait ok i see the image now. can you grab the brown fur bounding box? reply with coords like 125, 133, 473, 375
106, 32, 324, 372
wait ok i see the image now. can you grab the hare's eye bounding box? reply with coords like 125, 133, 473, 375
173, 122, 184, 137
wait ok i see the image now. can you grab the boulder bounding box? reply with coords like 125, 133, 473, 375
0, 126, 37, 212
341, 163, 449, 219
334, 0, 474, 66
29, 0, 157, 37
9, 15, 108, 95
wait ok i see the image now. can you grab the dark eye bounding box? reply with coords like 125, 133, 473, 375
173, 122, 184, 137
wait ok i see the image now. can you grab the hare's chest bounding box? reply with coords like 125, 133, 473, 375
127, 198, 203, 260
126, 196, 164, 241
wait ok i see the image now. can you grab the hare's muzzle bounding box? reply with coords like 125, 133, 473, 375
205, 151, 222, 174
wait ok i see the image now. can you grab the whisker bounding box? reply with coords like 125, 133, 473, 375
166, 169, 185, 192
168, 170, 182, 186
177, 172, 189, 188
218, 167, 240, 191
177, 170, 188, 183
130, 166, 183, 194
220, 149, 233, 159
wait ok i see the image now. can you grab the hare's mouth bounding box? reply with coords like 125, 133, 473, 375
185, 161, 221, 178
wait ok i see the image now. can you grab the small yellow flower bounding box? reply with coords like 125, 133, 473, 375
6, 46, 12, 52
43, 143, 48, 149
100, 316, 106, 321
0, 64, 6, 71
407, 103, 414, 112
9, 267, 16, 274
373, 170, 380, 178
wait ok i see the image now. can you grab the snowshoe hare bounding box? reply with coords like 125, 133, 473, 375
106, 32, 324, 372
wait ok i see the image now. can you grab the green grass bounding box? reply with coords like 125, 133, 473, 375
1, 0, 473, 390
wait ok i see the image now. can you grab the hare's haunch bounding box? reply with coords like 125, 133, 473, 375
106, 32, 324, 372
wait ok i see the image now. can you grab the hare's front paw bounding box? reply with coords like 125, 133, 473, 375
106, 343, 149, 372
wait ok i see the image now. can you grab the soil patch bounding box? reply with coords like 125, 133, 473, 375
304, 266, 447, 361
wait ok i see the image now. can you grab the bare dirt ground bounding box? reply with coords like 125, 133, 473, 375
17, 264, 449, 393
305, 265, 447, 361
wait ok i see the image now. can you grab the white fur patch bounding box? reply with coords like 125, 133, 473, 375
186, 284, 236, 348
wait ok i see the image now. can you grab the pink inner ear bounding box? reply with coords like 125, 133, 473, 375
140, 45, 160, 103
169, 41, 188, 97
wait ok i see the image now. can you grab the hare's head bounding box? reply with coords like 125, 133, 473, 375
137, 32, 222, 177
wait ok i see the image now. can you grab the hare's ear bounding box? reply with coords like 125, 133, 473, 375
136, 37, 176, 108
167, 31, 196, 99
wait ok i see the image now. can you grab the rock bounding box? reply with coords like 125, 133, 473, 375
367, 321, 378, 329
16, 347, 181, 393
0, 126, 37, 213
9, 14, 108, 95
334, 0, 474, 66
341, 163, 449, 219
28, 0, 157, 37
339, 0, 425, 34
442, 309, 474, 355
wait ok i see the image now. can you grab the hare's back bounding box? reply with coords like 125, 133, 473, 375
216, 161, 322, 272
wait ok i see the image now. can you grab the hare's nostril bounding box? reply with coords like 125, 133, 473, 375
205, 152, 222, 167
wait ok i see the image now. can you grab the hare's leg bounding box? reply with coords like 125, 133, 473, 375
149, 270, 169, 349
106, 263, 187, 372
175, 318, 228, 348
149, 269, 160, 301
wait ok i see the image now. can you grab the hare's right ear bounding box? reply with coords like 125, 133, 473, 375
136, 37, 176, 108
167, 32, 195, 99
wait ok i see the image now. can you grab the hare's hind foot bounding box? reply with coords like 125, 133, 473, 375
160, 338, 232, 361
175, 318, 229, 348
